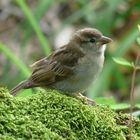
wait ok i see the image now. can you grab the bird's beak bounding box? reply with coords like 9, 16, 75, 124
99, 36, 112, 44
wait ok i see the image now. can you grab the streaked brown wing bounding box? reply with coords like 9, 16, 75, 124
29, 45, 85, 86
30, 57, 47, 70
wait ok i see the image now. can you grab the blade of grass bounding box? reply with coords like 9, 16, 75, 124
34, 0, 53, 20
21, 0, 54, 48
0, 42, 30, 77
95, 0, 122, 34
95, 97, 116, 105
16, 0, 51, 56
113, 67, 128, 92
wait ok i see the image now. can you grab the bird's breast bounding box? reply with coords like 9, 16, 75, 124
73, 54, 104, 82
65, 54, 104, 92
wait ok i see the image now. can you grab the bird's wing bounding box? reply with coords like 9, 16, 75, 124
29, 45, 85, 85
30, 57, 47, 69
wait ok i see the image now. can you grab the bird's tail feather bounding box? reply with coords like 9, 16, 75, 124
10, 80, 32, 96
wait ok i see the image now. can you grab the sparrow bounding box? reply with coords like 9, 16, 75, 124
10, 28, 112, 105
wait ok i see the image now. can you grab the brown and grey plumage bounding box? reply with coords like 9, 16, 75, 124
10, 28, 112, 100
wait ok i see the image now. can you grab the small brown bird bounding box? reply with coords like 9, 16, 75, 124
10, 28, 112, 105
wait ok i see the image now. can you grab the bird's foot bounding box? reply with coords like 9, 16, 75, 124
75, 93, 96, 106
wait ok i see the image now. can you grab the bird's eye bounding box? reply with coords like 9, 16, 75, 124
89, 38, 96, 43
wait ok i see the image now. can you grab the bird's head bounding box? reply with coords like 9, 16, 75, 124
70, 28, 112, 53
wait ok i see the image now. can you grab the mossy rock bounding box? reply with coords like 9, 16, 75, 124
0, 88, 140, 140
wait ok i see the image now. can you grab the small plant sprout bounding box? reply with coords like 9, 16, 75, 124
113, 25, 140, 140
112, 57, 135, 68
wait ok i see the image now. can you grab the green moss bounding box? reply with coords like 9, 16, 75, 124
0, 88, 140, 140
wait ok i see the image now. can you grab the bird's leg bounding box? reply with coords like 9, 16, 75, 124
74, 93, 96, 106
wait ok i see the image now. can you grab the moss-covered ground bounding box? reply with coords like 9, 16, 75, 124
0, 88, 140, 140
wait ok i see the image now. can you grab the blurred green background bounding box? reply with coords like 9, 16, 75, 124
0, 0, 140, 103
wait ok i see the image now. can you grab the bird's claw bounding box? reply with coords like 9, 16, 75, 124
75, 93, 96, 106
